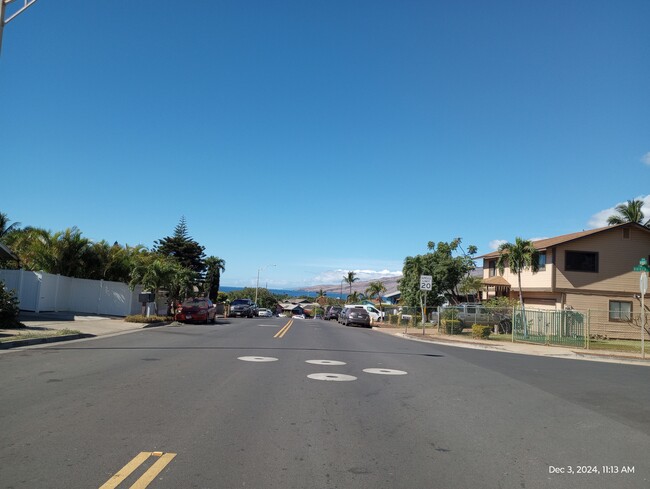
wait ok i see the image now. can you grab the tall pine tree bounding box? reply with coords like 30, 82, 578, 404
153, 216, 206, 273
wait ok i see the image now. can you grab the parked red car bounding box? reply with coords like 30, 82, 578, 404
175, 298, 217, 324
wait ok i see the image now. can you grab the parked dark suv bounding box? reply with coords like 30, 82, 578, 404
229, 299, 258, 318
338, 307, 371, 328
324, 305, 343, 320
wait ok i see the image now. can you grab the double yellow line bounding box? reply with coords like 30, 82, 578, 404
274, 319, 294, 338
100, 451, 176, 489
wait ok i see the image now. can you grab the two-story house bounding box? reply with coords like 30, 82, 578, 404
479, 223, 650, 339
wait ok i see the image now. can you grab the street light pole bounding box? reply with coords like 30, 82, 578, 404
255, 264, 276, 304
1, 0, 39, 55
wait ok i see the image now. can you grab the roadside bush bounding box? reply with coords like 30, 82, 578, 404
442, 319, 463, 334
471, 324, 492, 339
125, 315, 170, 324
0, 280, 22, 328
388, 314, 398, 325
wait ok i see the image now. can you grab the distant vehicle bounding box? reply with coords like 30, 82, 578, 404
229, 299, 258, 318
347, 304, 385, 322
314, 314, 323, 320
176, 298, 217, 324
339, 307, 370, 328
324, 305, 343, 320
258, 308, 272, 317
293, 314, 306, 319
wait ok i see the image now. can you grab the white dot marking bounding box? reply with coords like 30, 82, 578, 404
363, 368, 408, 376
305, 360, 347, 366
307, 373, 357, 382
238, 356, 278, 362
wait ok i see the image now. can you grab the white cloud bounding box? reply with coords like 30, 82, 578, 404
312, 269, 402, 285
588, 195, 650, 228
642, 152, 650, 166
488, 239, 508, 251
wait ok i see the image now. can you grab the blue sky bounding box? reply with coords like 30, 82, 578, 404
2, 1, 649, 288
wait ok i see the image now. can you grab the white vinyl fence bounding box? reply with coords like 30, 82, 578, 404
0, 269, 142, 316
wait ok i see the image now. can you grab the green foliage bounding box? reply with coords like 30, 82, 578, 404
216, 291, 229, 303
129, 255, 197, 304
0, 280, 21, 327
125, 315, 170, 323
343, 271, 359, 299
399, 238, 477, 308
484, 296, 519, 310
443, 319, 463, 334
388, 314, 399, 325
606, 199, 649, 227
471, 324, 492, 339
153, 216, 206, 273
204, 256, 226, 301
227, 287, 287, 310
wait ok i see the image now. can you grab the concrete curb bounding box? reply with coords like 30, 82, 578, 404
0, 333, 95, 349
372, 327, 650, 367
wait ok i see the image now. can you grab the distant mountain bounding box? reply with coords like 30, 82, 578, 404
300, 267, 483, 298
301, 275, 402, 298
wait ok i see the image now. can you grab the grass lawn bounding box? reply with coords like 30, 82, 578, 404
0, 329, 81, 343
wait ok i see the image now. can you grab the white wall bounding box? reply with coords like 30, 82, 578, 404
0, 269, 141, 316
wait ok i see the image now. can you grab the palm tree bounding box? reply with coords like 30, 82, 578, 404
365, 281, 387, 318
347, 291, 361, 303
0, 212, 20, 240
343, 271, 359, 303
607, 199, 649, 227
204, 256, 226, 300
496, 238, 540, 335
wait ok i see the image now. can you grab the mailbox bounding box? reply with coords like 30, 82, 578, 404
138, 292, 155, 303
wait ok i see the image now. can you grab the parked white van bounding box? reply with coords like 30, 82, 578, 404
345, 304, 385, 322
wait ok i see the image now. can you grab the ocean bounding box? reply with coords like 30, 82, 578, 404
219, 286, 345, 299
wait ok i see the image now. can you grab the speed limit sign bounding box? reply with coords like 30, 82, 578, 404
420, 275, 432, 291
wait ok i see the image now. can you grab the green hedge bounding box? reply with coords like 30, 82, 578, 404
443, 319, 463, 334
471, 324, 492, 339
125, 315, 171, 323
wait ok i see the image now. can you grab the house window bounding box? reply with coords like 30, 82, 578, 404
609, 301, 632, 322
622, 228, 630, 239
488, 260, 496, 277
565, 251, 598, 272
538, 253, 546, 271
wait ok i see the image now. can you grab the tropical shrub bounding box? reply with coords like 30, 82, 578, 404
471, 324, 492, 339
0, 281, 21, 327
443, 319, 463, 334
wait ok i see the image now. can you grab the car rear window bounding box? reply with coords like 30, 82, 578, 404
231, 299, 251, 305
183, 299, 208, 308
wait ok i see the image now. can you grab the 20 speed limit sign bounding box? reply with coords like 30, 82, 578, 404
420, 275, 432, 291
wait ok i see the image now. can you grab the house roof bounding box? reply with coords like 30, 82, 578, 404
482, 276, 511, 286
478, 223, 650, 259
0, 243, 18, 262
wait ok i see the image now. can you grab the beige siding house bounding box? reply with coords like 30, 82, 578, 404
479, 223, 650, 339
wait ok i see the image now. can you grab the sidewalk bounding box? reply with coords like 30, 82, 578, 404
0, 311, 163, 349
372, 325, 650, 367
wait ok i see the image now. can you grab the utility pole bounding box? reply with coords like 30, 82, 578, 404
0, 0, 39, 55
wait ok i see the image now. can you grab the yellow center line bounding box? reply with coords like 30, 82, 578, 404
274, 319, 293, 338
129, 453, 177, 489
99, 451, 177, 489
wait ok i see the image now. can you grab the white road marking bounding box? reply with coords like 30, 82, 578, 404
307, 373, 357, 382
305, 360, 347, 366
362, 368, 408, 375
237, 356, 279, 362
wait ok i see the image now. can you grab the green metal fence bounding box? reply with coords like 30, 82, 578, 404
513, 308, 586, 347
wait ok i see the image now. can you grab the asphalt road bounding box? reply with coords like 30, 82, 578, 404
1, 317, 649, 489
